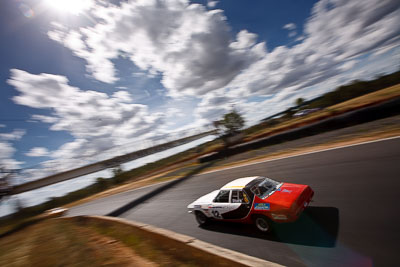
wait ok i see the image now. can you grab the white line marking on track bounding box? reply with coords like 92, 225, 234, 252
199, 135, 400, 176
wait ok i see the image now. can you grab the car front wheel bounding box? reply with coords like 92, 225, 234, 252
195, 211, 208, 226
254, 215, 271, 233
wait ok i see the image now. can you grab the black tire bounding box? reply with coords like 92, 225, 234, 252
195, 211, 209, 226
254, 215, 271, 233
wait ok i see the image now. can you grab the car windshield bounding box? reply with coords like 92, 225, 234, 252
250, 177, 281, 199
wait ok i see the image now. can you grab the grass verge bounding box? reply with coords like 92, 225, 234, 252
0, 218, 156, 267
68, 216, 244, 267
0, 216, 245, 267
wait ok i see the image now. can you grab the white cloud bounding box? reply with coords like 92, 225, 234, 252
295, 35, 306, 42
25, 147, 50, 157
47, 0, 264, 96
224, 0, 400, 98
207, 0, 218, 8
288, 31, 297, 38
8, 69, 167, 179
230, 30, 259, 50
166, 107, 185, 118
339, 60, 358, 71
0, 129, 26, 141
283, 23, 297, 38
31, 114, 59, 124
195, 91, 236, 122
283, 23, 296, 31
192, 0, 400, 125
0, 141, 23, 169
0, 129, 26, 169
48, 0, 399, 103
44, 0, 96, 15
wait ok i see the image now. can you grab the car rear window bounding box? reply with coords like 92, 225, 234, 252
250, 177, 281, 199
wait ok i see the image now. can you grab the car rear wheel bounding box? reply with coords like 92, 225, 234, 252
195, 211, 208, 226
254, 215, 271, 233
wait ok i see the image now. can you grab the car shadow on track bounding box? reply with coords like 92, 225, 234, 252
200, 206, 339, 247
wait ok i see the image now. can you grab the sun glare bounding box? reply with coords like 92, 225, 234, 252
45, 0, 93, 15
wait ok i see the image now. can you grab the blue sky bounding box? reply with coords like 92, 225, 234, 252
0, 0, 399, 209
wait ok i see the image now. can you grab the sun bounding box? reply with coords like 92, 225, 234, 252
44, 0, 93, 15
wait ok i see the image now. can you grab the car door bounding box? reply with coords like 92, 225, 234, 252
209, 190, 238, 219
220, 189, 252, 220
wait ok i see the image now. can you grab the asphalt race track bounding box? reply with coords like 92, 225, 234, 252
69, 137, 400, 267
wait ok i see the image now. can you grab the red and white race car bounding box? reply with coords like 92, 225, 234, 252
187, 176, 314, 232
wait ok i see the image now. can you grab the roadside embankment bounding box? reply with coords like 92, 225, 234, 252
1, 213, 280, 266
0, 217, 156, 267
200, 96, 400, 162
64, 215, 282, 267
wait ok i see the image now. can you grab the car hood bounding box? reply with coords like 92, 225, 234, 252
267, 183, 309, 208
187, 190, 219, 209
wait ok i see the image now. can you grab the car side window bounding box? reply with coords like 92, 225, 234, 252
214, 190, 230, 203
231, 190, 250, 203
231, 190, 241, 203
240, 190, 250, 204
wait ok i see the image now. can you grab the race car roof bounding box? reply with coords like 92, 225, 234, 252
221, 176, 261, 190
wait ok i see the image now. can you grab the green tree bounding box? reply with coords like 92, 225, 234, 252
111, 165, 125, 184
218, 110, 245, 136
95, 177, 109, 190
112, 165, 123, 176
295, 97, 304, 107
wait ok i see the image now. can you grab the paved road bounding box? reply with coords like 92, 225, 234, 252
66, 181, 170, 217
70, 137, 400, 266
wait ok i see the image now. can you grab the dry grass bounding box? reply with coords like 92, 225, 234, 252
329, 83, 400, 112
0, 219, 156, 267
0, 217, 241, 267
76, 216, 243, 267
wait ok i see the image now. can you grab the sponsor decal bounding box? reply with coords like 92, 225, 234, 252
194, 205, 201, 208
282, 189, 292, 193
254, 203, 270, 210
